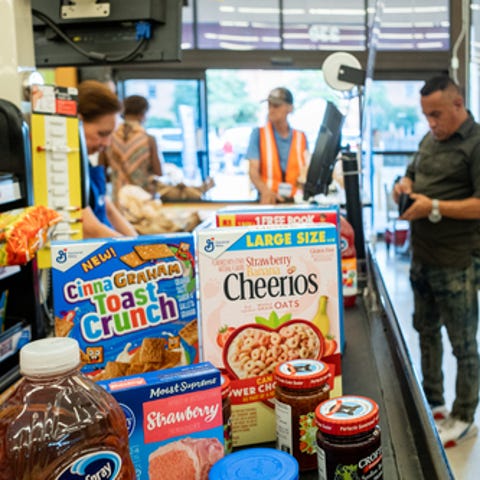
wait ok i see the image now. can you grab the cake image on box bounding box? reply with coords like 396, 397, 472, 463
98, 362, 224, 480
197, 224, 343, 446
51, 234, 198, 381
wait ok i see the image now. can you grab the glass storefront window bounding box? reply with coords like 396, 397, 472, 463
371, 0, 449, 51
196, 0, 280, 50
282, 0, 366, 51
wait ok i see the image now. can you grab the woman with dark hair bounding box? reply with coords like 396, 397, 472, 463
101, 94, 163, 205
77, 80, 137, 238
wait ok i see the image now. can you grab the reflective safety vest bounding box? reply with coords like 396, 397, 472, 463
259, 122, 307, 196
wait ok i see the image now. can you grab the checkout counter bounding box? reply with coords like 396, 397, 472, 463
298, 245, 453, 479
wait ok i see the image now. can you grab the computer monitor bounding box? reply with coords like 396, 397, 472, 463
31, 0, 183, 67
303, 101, 345, 200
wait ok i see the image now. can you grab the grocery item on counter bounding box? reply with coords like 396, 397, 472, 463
215, 204, 358, 309
221, 374, 233, 454
0, 337, 135, 480
315, 395, 383, 480
275, 359, 331, 471
0, 205, 61, 266
50, 233, 199, 381
98, 362, 224, 480
208, 447, 299, 480
197, 223, 343, 446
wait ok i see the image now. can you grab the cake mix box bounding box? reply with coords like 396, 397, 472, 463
98, 362, 224, 480
197, 224, 343, 446
51, 234, 199, 381
216, 204, 357, 306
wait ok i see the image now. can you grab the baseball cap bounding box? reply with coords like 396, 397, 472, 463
265, 87, 294, 105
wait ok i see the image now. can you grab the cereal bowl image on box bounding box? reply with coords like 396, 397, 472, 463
197, 224, 343, 446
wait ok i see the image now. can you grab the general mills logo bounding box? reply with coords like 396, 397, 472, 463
56, 248, 68, 264
204, 238, 215, 253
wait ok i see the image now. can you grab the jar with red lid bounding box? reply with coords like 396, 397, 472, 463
221, 374, 233, 454
274, 359, 331, 471
315, 395, 383, 480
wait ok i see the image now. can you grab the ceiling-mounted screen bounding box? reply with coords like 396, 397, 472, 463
31, 0, 183, 67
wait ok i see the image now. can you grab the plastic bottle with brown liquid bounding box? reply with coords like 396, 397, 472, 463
0, 337, 136, 480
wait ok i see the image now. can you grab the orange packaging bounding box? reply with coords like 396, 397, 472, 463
197, 224, 343, 446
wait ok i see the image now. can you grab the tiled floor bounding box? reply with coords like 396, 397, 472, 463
372, 240, 480, 480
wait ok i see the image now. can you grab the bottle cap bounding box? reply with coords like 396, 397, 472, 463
275, 359, 330, 389
315, 395, 379, 436
208, 448, 298, 480
20, 337, 80, 376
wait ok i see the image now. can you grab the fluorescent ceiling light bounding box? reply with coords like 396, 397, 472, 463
219, 6, 235, 13
204, 32, 260, 42
383, 6, 447, 14
219, 41, 255, 50
219, 21, 250, 27
238, 7, 279, 14
416, 41, 444, 49
261, 36, 281, 43
309, 8, 364, 16
425, 32, 449, 39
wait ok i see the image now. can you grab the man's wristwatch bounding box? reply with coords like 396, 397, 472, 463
428, 199, 442, 223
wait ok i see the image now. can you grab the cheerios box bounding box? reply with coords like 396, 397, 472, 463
215, 204, 357, 307
196, 224, 343, 446
98, 362, 225, 480
51, 234, 199, 381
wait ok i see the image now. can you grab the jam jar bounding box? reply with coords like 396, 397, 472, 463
315, 395, 383, 480
221, 374, 233, 454
274, 359, 331, 471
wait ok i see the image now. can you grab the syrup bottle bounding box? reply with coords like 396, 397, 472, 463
0, 337, 135, 480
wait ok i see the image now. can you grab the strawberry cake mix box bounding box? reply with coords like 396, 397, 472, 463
196, 224, 343, 446
98, 362, 224, 480
215, 204, 357, 307
51, 234, 199, 381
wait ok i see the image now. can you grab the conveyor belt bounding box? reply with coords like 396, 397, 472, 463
298, 248, 453, 479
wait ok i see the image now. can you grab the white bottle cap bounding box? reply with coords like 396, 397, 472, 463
20, 337, 81, 376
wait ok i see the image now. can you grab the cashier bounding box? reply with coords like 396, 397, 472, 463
77, 80, 137, 238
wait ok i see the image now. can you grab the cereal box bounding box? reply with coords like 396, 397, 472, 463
215, 204, 339, 227
197, 224, 343, 446
215, 204, 357, 307
98, 362, 224, 480
51, 234, 198, 381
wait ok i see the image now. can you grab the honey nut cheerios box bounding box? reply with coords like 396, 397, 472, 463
196, 223, 343, 446
51, 234, 199, 381
98, 361, 224, 480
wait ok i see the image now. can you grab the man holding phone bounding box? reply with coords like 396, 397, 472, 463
393, 75, 480, 447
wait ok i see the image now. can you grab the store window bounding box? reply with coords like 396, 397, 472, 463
196, 0, 280, 50
370, 0, 449, 51
282, 0, 366, 51
366, 80, 429, 233
184, 0, 449, 52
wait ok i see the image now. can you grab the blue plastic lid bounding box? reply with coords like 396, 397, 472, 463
209, 448, 299, 480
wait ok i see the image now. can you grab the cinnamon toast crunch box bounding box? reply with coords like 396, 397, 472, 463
51, 234, 199, 381
196, 224, 343, 446
98, 362, 224, 480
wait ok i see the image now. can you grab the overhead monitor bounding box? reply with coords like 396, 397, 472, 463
31, 0, 183, 67
303, 101, 345, 200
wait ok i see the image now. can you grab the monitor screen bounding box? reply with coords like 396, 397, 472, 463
303, 101, 345, 200
31, 0, 183, 67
